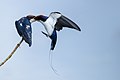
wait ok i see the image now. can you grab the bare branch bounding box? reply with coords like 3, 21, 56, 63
0, 38, 24, 67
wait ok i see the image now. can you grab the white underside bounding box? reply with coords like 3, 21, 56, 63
40, 20, 54, 36
38, 12, 62, 36
39, 16, 58, 36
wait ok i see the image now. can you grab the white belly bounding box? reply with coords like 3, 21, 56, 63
41, 21, 54, 36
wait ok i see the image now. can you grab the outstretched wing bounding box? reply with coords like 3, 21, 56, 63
15, 17, 32, 47
55, 15, 81, 31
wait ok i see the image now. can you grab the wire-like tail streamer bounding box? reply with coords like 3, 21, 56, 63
0, 38, 24, 67
49, 50, 60, 76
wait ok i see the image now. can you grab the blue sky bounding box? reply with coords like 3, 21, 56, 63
0, 0, 120, 80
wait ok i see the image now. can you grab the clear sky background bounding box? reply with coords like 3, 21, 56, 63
0, 0, 120, 80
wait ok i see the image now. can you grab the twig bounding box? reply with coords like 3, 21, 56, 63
0, 38, 24, 67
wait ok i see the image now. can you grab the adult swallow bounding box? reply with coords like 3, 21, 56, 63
34, 12, 81, 50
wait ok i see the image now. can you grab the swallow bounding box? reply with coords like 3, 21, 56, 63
34, 12, 81, 50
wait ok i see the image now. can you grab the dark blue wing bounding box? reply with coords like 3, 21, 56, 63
15, 17, 32, 47
15, 20, 23, 36
22, 17, 32, 47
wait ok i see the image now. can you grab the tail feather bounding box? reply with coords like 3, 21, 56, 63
49, 50, 60, 75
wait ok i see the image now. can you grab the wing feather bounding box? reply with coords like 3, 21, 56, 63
55, 15, 81, 31
15, 17, 32, 46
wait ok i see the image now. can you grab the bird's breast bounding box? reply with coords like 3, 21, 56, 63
40, 20, 54, 36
